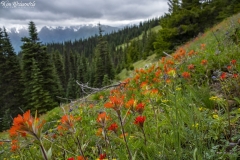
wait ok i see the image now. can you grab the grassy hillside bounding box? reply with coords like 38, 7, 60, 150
116, 53, 158, 80
1, 13, 240, 159
116, 25, 162, 50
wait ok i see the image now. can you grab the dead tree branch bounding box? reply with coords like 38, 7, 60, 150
76, 80, 126, 95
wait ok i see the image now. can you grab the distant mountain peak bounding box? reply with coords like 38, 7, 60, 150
7, 24, 119, 53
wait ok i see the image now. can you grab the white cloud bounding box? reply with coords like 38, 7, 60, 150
0, 0, 168, 29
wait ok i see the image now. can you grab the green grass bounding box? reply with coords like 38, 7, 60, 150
117, 54, 158, 80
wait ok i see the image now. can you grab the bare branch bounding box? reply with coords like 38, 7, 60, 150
76, 80, 126, 95
163, 51, 173, 57
0, 140, 11, 142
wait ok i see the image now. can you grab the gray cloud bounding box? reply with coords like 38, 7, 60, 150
0, 0, 168, 28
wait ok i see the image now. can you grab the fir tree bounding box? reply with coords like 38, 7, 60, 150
94, 23, 114, 87
21, 21, 59, 112
28, 58, 55, 114
0, 28, 24, 131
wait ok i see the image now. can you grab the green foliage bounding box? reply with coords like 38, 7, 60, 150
0, 28, 24, 131
94, 24, 114, 87
27, 58, 55, 114
154, 0, 240, 56
21, 21, 58, 112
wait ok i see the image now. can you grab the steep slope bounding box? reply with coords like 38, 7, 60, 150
1, 13, 240, 159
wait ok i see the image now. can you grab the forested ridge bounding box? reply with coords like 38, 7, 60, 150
0, 0, 240, 131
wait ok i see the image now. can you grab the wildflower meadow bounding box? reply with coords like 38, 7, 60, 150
1, 13, 240, 160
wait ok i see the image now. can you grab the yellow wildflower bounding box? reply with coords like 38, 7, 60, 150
192, 123, 199, 128
213, 114, 219, 119
168, 69, 176, 78
176, 87, 181, 91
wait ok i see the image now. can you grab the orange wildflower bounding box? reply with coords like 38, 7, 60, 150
188, 50, 195, 57
77, 156, 86, 160
140, 81, 148, 88
227, 65, 232, 70
58, 115, 81, 132
151, 89, 158, 94
179, 48, 186, 57
9, 110, 45, 139
61, 115, 74, 127
0, 142, 4, 146
96, 128, 103, 136
11, 144, 19, 152
201, 59, 208, 65
155, 70, 161, 78
167, 60, 174, 65
125, 98, 135, 109
57, 125, 64, 131
135, 103, 144, 114
201, 43, 206, 50
120, 133, 128, 138
182, 72, 191, 79
104, 96, 124, 110
161, 56, 166, 63
89, 104, 94, 108
188, 64, 195, 70
166, 79, 171, 83
96, 112, 110, 125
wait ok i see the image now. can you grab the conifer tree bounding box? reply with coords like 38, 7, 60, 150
51, 50, 65, 96
0, 28, 24, 131
28, 58, 55, 114
66, 73, 77, 99
21, 21, 59, 112
0, 28, 6, 131
94, 23, 114, 87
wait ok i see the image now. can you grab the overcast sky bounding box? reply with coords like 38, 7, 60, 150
0, 0, 168, 29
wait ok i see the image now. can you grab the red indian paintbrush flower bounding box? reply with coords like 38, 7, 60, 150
99, 153, 107, 160
182, 72, 191, 79
104, 95, 124, 111
9, 110, 45, 139
67, 156, 85, 160
57, 115, 81, 133
10, 140, 19, 152
220, 72, 227, 80
125, 98, 135, 109
233, 74, 238, 78
134, 116, 146, 127
188, 64, 195, 70
108, 123, 118, 133
231, 59, 237, 65
201, 59, 208, 65
96, 112, 110, 127
135, 103, 144, 114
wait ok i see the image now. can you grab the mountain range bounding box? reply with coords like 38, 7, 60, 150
7, 24, 119, 53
